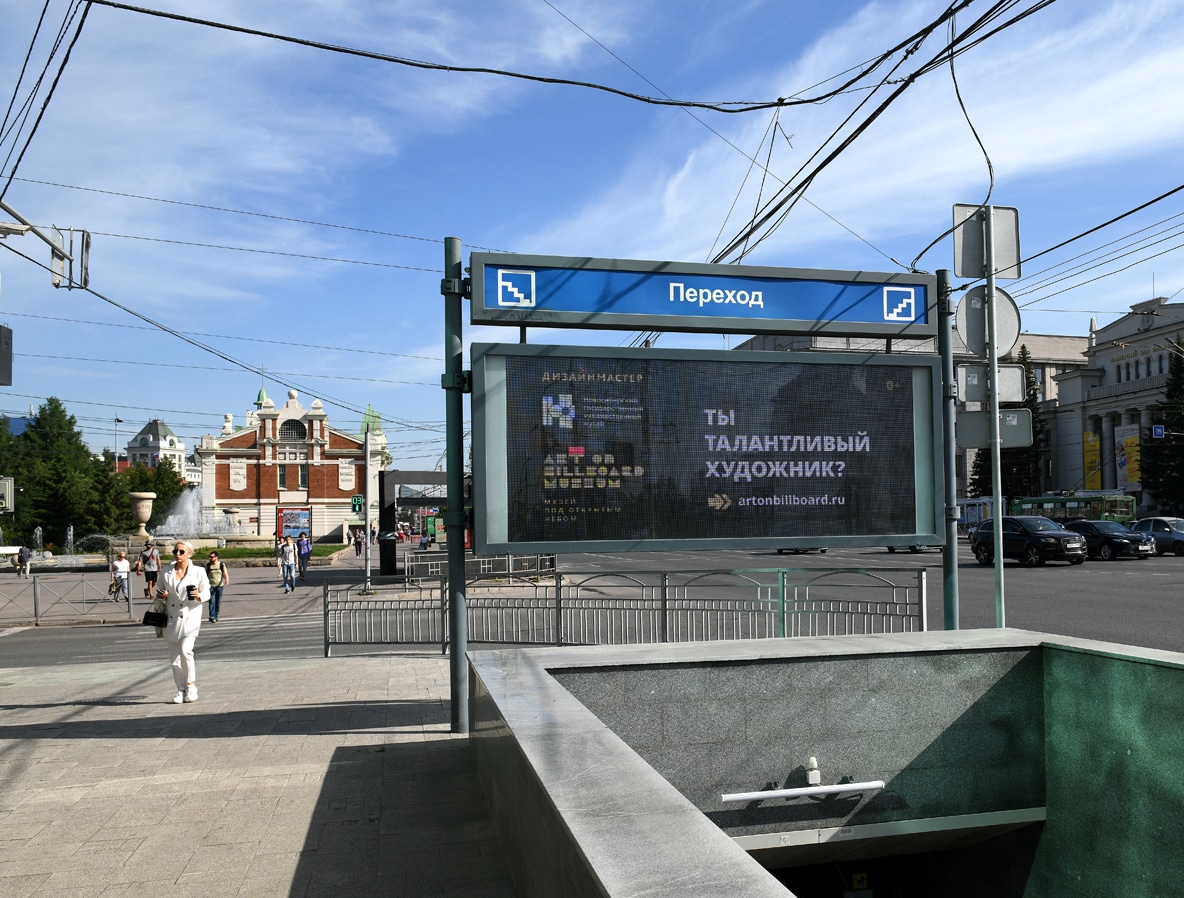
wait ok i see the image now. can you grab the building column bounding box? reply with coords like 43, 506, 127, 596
1101, 413, 1116, 490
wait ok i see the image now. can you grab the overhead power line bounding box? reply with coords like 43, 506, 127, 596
85, 0, 964, 115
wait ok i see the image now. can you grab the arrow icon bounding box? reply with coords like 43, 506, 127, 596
708, 493, 732, 511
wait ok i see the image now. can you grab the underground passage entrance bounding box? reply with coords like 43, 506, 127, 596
470, 632, 1184, 898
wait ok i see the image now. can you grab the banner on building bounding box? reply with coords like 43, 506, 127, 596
1115, 424, 1141, 491
1083, 431, 1102, 490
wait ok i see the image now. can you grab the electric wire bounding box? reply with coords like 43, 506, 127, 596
85, 0, 997, 116
16, 353, 439, 386
0, 1, 90, 203
0, 1, 53, 146
3, 311, 441, 361
9, 175, 507, 252
0, 239, 439, 433
89, 230, 437, 271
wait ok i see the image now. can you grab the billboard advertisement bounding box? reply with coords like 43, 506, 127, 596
1115, 424, 1141, 491
1083, 431, 1102, 490
472, 344, 942, 554
276, 506, 311, 540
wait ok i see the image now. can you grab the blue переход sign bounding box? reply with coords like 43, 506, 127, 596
469, 252, 936, 337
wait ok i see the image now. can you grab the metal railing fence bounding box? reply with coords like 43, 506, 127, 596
0, 575, 136, 623
323, 567, 927, 656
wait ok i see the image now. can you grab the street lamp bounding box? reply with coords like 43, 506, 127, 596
114, 417, 123, 471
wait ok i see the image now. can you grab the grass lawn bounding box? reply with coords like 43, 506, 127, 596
198, 545, 347, 560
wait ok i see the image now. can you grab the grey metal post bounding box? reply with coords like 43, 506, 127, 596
937, 269, 959, 629
983, 209, 1006, 627
918, 569, 928, 632
660, 573, 669, 643
363, 426, 372, 592
323, 583, 330, 657
554, 570, 563, 646
32, 575, 40, 623
442, 236, 469, 733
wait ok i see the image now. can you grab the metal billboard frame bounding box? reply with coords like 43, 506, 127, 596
471, 342, 943, 555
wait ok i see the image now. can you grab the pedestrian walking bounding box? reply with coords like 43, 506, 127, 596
370, 525, 377, 545
353, 529, 363, 557
16, 543, 31, 579
204, 551, 229, 622
158, 540, 210, 704
136, 539, 160, 599
278, 535, 298, 593
297, 531, 312, 580
110, 550, 131, 602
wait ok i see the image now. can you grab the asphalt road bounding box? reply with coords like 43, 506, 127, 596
2, 541, 1182, 664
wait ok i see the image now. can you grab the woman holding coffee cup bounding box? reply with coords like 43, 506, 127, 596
158, 540, 211, 704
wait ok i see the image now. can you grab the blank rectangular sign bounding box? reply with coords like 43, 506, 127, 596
471, 344, 943, 554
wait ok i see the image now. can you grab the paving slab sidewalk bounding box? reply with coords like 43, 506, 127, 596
0, 548, 518, 897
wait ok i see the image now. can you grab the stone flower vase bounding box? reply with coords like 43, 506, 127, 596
128, 492, 157, 539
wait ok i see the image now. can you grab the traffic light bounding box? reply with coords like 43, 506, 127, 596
351, 495, 363, 514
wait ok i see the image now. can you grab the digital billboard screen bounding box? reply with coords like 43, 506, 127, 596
472, 344, 941, 554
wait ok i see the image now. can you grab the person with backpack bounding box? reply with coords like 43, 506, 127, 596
204, 551, 230, 622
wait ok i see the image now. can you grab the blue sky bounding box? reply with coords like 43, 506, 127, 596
1, 0, 1183, 465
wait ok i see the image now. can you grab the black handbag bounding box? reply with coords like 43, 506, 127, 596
141, 610, 168, 627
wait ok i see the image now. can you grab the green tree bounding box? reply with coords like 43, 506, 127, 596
5, 398, 123, 546
1141, 336, 1184, 513
967, 344, 1047, 501
116, 455, 190, 529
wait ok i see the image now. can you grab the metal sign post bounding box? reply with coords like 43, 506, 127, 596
442, 237, 469, 734
983, 208, 1006, 628
938, 269, 959, 630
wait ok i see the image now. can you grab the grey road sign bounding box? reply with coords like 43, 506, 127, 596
956, 285, 1021, 358
952, 204, 1021, 279
957, 364, 1026, 403
955, 408, 1033, 449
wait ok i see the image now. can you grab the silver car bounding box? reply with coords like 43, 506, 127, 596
1130, 517, 1184, 556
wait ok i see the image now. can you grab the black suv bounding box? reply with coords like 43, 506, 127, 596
970, 516, 1087, 566
1062, 519, 1154, 560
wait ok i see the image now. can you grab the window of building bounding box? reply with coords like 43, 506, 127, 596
278, 465, 287, 490
1125, 362, 1132, 381
1134, 360, 1141, 379
299, 464, 308, 489
1115, 365, 1121, 382
1160, 355, 1166, 375
279, 420, 307, 441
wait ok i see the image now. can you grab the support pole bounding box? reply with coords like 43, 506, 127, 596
442, 237, 470, 733
363, 425, 372, 593
937, 269, 959, 629
983, 208, 1006, 627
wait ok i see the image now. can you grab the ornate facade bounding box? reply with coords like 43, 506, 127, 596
195, 389, 386, 539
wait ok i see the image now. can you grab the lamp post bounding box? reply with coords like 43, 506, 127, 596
114, 417, 123, 472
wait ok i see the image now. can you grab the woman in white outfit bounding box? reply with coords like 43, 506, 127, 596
159, 540, 210, 704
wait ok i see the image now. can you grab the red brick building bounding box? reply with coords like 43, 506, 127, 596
195, 389, 385, 540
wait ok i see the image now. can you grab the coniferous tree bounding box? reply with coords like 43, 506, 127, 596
966, 344, 1047, 502
1141, 336, 1184, 513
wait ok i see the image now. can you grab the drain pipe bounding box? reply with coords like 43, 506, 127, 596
721, 781, 885, 803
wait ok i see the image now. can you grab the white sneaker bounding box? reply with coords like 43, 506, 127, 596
172, 690, 185, 704
184, 685, 198, 703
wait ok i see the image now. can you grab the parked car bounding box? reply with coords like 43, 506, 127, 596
1130, 517, 1184, 556
969, 516, 1087, 566
1062, 519, 1154, 560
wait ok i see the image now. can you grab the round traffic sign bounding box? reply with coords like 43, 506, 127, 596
955, 285, 1021, 358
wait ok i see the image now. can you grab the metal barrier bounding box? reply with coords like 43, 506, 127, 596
323, 567, 927, 656
0, 575, 137, 624
402, 551, 557, 580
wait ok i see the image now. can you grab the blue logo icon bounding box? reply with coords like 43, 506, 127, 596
883, 287, 917, 322
497, 269, 536, 308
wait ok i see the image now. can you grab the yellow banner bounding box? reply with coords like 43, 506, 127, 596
1083, 431, 1102, 490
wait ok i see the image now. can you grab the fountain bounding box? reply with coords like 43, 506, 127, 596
33, 526, 42, 550
153, 489, 264, 548
66, 525, 74, 556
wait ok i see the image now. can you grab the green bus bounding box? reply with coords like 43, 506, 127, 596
1008, 493, 1136, 523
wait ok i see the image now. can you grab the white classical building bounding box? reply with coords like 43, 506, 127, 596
1053, 297, 1183, 514
125, 418, 186, 471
